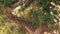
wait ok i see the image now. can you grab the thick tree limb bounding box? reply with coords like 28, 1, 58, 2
34, 23, 46, 34
2, 6, 47, 34
3, 7, 34, 33
2, 0, 46, 33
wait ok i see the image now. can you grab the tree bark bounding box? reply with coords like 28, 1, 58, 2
3, 7, 34, 33
11, 0, 24, 8
2, 5, 46, 34
1, 0, 47, 34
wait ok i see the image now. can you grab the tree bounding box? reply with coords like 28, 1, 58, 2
0, 0, 59, 34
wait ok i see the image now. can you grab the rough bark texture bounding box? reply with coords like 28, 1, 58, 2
2, 0, 46, 34
3, 6, 46, 34
3, 7, 34, 34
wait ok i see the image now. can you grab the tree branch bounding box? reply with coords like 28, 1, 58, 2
11, 0, 25, 9
34, 23, 46, 34
3, 7, 34, 33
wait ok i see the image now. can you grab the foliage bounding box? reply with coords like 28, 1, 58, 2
0, 0, 60, 34
0, 0, 18, 6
